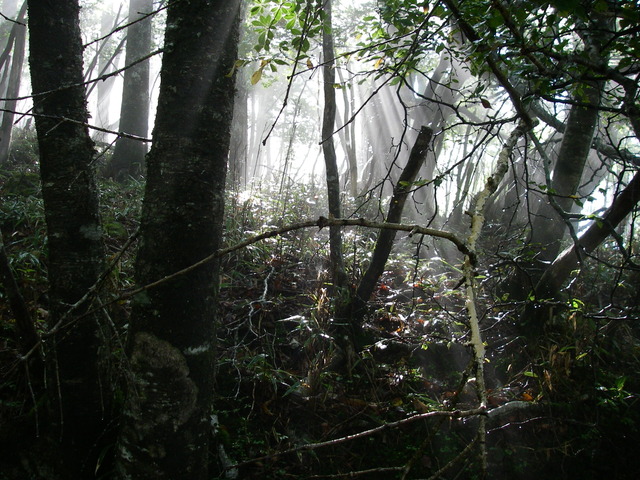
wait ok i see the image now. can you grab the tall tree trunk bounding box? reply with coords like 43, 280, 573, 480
107, 0, 152, 180
115, 1, 241, 478
529, 85, 601, 263
321, 0, 353, 356
321, 0, 347, 288
27, 0, 107, 475
0, 2, 26, 164
528, 17, 612, 292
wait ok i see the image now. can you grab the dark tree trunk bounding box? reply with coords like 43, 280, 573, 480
107, 0, 152, 180
115, 1, 241, 478
353, 126, 433, 319
27, 0, 107, 475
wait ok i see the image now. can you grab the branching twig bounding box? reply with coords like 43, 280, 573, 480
0, 48, 163, 105
118, 216, 470, 307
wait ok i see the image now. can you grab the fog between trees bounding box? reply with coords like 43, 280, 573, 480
0, 0, 639, 478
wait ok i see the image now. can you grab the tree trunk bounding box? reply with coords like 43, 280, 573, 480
353, 126, 433, 318
91, 4, 124, 145
537, 170, 640, 297
27, 0, 107, 475
107, 0, 152, 180
0, 2, 26, 164
529, 84, 601, 262
336, 65, 358, 198
321, 0, 348, 289
115, 1, 241, 478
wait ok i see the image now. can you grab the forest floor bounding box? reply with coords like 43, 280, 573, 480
1, 168, 640, 479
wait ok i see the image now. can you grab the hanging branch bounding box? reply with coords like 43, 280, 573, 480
0, 7, 26, 26
0, 48, 164, 104
261, 0, 318, 145
463, 121, 526, 474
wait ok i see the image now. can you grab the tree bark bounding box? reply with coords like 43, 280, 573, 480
27, 0, 107, 475
107, 0, 152, 180
115, 1, 241, 478
529, 84, 601, 263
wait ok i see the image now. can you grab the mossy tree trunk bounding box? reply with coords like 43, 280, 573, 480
27, 0, 108, 475
115, 1, 241, 478
321, 0, 347, 288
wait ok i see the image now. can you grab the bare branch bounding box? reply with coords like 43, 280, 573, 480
0, 108, 152, 142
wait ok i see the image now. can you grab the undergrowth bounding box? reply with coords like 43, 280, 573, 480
0, 142, 639, 479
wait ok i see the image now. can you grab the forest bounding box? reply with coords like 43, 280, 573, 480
0, 0, 639, 478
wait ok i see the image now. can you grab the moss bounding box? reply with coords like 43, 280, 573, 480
129, 332, 199, 437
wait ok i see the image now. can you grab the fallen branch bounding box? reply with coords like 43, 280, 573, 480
225, 406, 487, 472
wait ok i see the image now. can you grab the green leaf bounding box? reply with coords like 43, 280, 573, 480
251, 69, 263, 85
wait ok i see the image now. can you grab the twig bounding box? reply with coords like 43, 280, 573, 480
117, 216, 469, 306
0, 108, 152, 142
0, 9, 25, 26
0, 48, 163, 104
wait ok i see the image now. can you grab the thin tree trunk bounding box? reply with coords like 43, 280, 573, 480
92, 4, 124, 144
107, 0, 152, 180
336, 66, 358, 198
27, 0, 107, 475
115, 1, 241, 478
321, 0, 348, 289
353, 126, 433, 318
